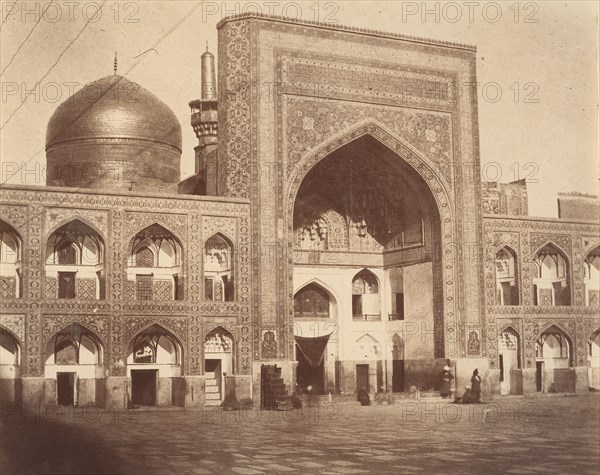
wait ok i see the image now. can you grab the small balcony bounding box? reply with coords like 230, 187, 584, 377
388, 313, 405, 321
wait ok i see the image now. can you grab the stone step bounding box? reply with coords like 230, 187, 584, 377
204, 399, 221, 406
205, 379, 218, 387
205, 392, 221, 400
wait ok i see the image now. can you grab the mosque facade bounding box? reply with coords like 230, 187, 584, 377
1, 14, 598, 410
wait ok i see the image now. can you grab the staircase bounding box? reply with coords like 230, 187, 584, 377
204, 372, 221, 406
261, 365, 292, 410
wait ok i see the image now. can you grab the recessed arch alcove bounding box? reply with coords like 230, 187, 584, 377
289, 125, 455, 394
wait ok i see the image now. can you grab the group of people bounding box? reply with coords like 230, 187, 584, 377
440, 366, 482, 404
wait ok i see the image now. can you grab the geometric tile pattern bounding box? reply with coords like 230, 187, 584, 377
76, 278, 96, 300
0, 277, 16, 299
45, 277, 57, 298
154, 279, 173, 301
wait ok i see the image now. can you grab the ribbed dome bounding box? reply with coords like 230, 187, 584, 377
45, 75, 182, 192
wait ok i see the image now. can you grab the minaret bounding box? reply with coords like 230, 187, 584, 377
188, 44, 218, 195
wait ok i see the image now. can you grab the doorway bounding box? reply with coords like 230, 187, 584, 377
58, 272, 76, 299
535, 361, 544, 392
392, 360, 404, 392
356, 364, 369, 393
131, 369, 157, 406
57, 372, 75, 405
296, 347, 325, 395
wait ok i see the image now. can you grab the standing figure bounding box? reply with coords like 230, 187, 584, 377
357, 387, 371, 406
439, 365, 454, 398
471, 369, 482, 403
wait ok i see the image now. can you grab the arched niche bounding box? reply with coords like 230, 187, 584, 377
45, 220, 106, 300
0, 220, 22, 299
495, 247, 519, 305
352, 269, 380, 321
127, 224, 184, 301
532, 243, 571, 306
204, 234, 234, 302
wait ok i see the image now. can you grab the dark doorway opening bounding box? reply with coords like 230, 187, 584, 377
57, 372, 75, 405
535, 361, 543, 392
392, 360, 404, 392
131, 369, 157, 406
205, 359, 221, 373
58, 272, 76, 299
296, 345, 325, 395
356, 364, 369, 393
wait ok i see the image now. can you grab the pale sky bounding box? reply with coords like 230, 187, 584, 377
1, 1, 598, 217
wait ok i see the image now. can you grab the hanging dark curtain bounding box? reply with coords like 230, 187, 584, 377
295, 334, 330, 368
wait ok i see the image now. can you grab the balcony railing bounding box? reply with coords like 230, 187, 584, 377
388, 313, 405, 321
352, 314, 381, 322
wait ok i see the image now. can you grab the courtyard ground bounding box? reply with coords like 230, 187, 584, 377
1, 393, 599, 475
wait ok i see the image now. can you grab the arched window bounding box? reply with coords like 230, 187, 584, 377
0, 220, 22, 299
47, 324, 103, 366
45, 220, 105, 300
294, 284, 330, 318
584, 246, 600, 306
532, 244, 571, 306
495, 247, 519, 305
132, 334, 179, 364
0, 328, 20, 367
129, 325, 181, 366
352, 270, 380, 321
128, 224, 183, 301
204, 234, 234, 301
536, 326, 572, 367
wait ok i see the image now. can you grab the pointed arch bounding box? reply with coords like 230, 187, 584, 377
287, 121, 455, 358
294, 281, 334, 319
45, 220, 106, 300
532, 242, 571, 306
127, 323, 183, 366
286, 121, 451, 217
392, 333, 404, 360
355, 333, 381, 359
495, 246, 519, 305
0, 326, 21, 366
352, 269, 381, 321
0, 220, 23, 299
204, 326, 235, 377
498, 325, 521, 368
204, 233, 234, 301
129, 223, 183, 267
205, 326, 234, 352
584, 245, 600, 306
127, 224, 184, 301
0, 219, 22, 263
45, 323, 104, 366
352, 269, 379, 293
45, 216, 106, 245
536, 324, 573, 367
